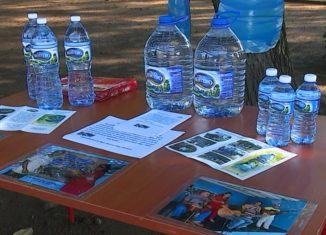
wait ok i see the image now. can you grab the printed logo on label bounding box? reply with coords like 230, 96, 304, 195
145, 65, 183, 94
294, 99, 319, 113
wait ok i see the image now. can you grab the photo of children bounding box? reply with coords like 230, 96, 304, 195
158, 177, 315, 234
0, 144, 129, 197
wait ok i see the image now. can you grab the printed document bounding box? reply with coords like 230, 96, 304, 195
113, 109, 191, 136
0, 105, 76, 134
63, 116, 184, 158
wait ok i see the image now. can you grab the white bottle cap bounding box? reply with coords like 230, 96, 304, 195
304, 74, 317, 82
266, 68, 277, 77
28, 13, 37, 19
71, 16, 81, 22
279, 75, 291, 84
37, 18, 47, 24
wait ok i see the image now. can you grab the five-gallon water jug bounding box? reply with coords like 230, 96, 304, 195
168, 0, 191, 41
22, 12, 38, 100
144, 15, 193, 111
31, 18, 63, 110
256, 68, 278, 135
291, 74, 321, 144
64, 15, 95, 106
266, 75, 295, 147
218, 0, 284, 53
193, 14, 246, 117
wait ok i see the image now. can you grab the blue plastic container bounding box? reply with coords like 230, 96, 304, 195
168, 0, 191, 40
218, 0, 284, 53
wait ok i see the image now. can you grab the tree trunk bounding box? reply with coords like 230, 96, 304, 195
211, 0, 297, 105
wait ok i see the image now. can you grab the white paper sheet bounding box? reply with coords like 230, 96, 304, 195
63, 116, 184, 158
113, 109, 191, 136
166, 128, 297, 180
0, 105, 76, 134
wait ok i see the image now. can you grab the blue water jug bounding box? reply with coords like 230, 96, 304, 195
218, 0, 284, 53
168, 0, 191, 40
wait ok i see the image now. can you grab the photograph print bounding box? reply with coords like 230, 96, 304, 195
158, 177, 316, 234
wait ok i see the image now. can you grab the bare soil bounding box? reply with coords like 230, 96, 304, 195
0, 1, 325, 234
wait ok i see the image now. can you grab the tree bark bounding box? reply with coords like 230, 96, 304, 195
211, 0, 296, 105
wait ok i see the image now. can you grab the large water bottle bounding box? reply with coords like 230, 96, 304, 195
168, 0, 191, 41
31, 18, 63, 110
218, 0, 284, 53
265, 75, 295, 147
144, 15, 193, 111
256, 68, 278, 135
22, 12, 38, 100
291, 74, 321, 144
64, 15, 94, 106
193, 15, 246, 117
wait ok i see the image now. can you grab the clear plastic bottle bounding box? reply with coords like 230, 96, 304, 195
22, 12, 38, 100
168, 0, 191, 41
64, 15, 94, 106
144, 15, 193, 111
31, 18, 63, 110
291, 74, 321, 144
265, 75, 295, 147
256, 68, 278, 135
193, 15, 246, 117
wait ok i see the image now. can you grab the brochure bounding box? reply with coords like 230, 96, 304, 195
63, 116, 184, 158
0, 144, 129, 197
166, 128, 297, 180
157, 177, 317, 234
113, 109, 191, 136
61, 76, 138, 102
0, 105, 76, 134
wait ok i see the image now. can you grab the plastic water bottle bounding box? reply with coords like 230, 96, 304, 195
291, 74, 321, 144
144, 15, 193, 111
265, 75, 295, 147
193, 15, 246, 117
64, 15, 94, 106
256, 68, 278, 135
168, 0, 191, 41
218, 0, 284, 53
31, 18, 63, 110
22, 12, 38, 100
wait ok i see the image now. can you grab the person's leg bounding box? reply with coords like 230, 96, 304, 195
256, 215, 268, 228
170, 204, 187, 218
192, 210, 211, 223
263, 215, 275, 229
227, 217, 245, 229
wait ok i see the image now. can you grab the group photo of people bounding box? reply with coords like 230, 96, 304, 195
158, 177, 311, 234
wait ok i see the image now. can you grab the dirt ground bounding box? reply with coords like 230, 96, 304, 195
0, 0, 325, 235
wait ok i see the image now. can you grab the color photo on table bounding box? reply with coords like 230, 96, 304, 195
157, 177, 316, 234
0, 144, 129, 197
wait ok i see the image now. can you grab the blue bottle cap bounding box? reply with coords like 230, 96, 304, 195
158, 15, 176, 25
211, 17, 230, 28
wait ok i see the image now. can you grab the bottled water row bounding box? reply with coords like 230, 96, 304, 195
144, 14, 245, 117
256, 69, 321, 146
22, 13, 94, 109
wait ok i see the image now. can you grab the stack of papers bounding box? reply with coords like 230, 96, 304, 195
63, 110, 191, 158
0, 105, 75, 134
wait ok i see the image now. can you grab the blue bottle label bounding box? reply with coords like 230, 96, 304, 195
64, 44, 91, 62
258, 91, 270, 105
145, 65, 183, 94
31, 46, 59, 65
193, 69, 233, 99
294, 98, 319, 113
22, 41, 32, 60
270, 99, 294, 114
